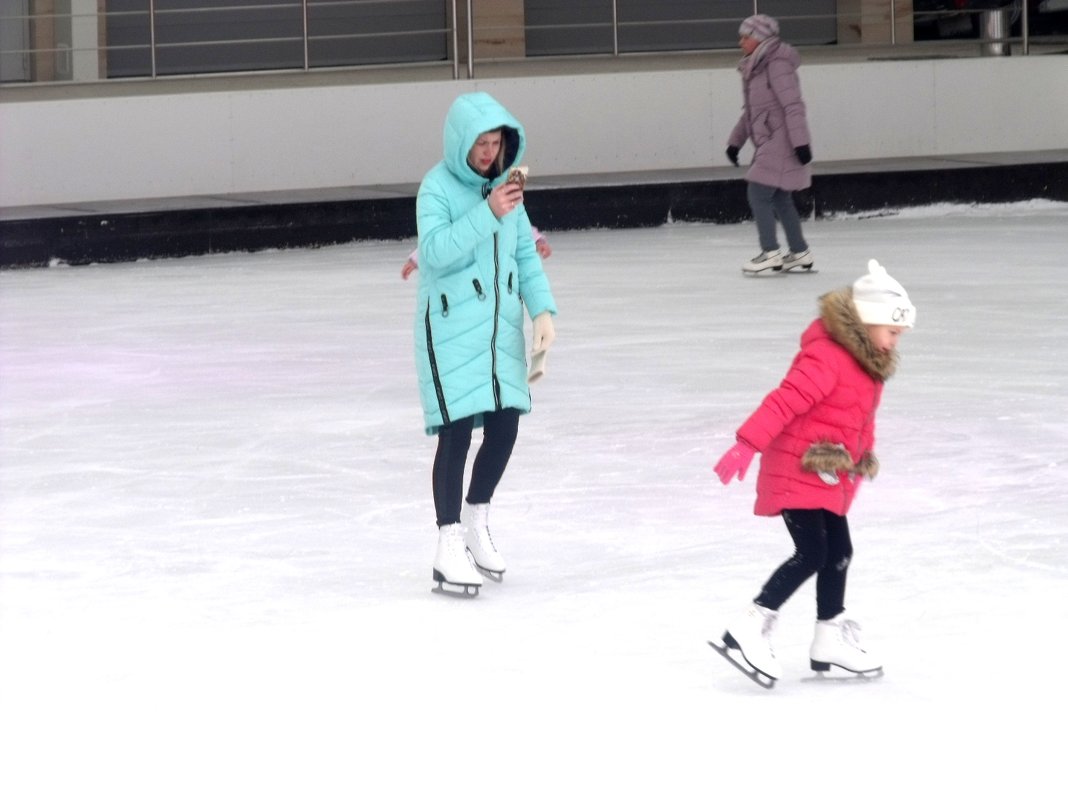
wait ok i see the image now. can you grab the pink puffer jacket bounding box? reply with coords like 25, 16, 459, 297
735, 289, 897, 516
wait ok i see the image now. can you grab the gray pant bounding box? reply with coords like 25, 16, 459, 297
747, 181, 808, 254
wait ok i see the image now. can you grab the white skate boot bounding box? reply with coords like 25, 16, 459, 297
716, 603, 782, 684
432, 523, 482, 597
463, 501, 506, 581
809, 614, 883, 677
781, 248, 814, 272
743, 249, 784, 274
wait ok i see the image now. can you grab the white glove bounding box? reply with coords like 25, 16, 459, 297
531, 312, 555, 353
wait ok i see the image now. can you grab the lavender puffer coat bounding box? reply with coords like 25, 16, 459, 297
728, 37, 812, 192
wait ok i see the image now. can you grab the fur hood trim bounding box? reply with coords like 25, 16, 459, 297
819, 288, 897, 381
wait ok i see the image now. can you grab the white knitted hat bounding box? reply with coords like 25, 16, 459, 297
853, 259, 916, 327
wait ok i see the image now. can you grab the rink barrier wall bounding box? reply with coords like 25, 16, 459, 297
4, 55, 1068, 212
2, 157, 1068, 267
4, 52, 1068, 266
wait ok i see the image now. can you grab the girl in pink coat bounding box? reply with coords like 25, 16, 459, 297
712, 260, 916, 686
726, 14, 815, 274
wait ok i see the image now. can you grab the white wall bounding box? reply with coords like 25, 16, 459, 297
1, 55, 1065, 209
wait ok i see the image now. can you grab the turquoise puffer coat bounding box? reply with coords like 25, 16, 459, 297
414, 92, 557, 435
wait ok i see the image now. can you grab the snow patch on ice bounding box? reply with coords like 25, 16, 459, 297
827, 198, 1068, 221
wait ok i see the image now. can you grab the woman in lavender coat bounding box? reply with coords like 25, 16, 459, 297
726, 15, 815, 274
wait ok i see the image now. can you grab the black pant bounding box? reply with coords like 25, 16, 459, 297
754, 508, 854, 621
432, 408, 520, 527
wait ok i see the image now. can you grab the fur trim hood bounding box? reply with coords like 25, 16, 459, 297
818, 287, 897, 381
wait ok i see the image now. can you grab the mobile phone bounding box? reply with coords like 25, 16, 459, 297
507, 166, 528, 188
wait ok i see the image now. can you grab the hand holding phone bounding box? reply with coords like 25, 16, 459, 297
507, 165, 528, 188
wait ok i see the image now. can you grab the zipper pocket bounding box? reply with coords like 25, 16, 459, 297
472, 279, 486, 300
424, 301, 449, 425
440, 294, 449, 317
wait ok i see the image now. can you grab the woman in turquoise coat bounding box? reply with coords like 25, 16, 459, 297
414, 92, 557, 596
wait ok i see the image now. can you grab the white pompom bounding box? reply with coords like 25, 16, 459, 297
867, 258, 887, 277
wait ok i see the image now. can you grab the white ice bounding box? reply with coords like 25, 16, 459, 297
2, 202, 1066, 799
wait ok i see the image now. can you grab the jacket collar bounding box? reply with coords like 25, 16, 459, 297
818, 288, 898, 381
738, 36, 780, 78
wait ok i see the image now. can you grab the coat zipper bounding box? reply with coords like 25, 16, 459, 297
425, 300, 449, 425
491, 233, 502, 409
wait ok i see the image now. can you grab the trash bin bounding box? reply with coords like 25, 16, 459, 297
980, 6, 1012, 56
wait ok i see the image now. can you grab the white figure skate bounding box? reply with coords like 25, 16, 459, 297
432, 523, 482, 598
463, 501, 506, 581
809, 614, 883, 678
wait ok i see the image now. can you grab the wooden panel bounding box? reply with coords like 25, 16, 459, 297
838, 0, 914, 44
474, 0, 527, 59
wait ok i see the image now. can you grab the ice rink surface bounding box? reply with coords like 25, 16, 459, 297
2, 202, 1066, 798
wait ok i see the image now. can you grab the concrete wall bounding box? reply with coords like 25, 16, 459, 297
1, 54, 1066, 209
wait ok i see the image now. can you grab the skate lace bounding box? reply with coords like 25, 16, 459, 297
759, 609, 779, 640
468, 506, 498, 554
446, 529, 467, 558
839, 619, 864, 649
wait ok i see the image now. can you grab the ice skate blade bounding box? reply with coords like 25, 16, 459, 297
431, 582, 480, 598
431, 570, 480, 598
708, 639, 776, 690
744, 266, 817, 276
473, 564, 505, 583
803, 663, 883, 683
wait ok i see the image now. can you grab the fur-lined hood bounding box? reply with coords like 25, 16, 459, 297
818, 287, 897, 382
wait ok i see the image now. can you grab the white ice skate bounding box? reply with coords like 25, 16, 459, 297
781, 249, 815, 272
710, 603, 782, 688
432, 523, 482, 597
463, 501, 506, 581
742, 249, 784, 274
809, 614, 883, 678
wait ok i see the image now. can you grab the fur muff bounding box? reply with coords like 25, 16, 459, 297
854, 451, 879, 480
802, 443, 880, 481
802, 441, 854, 475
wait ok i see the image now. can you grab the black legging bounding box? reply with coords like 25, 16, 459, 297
432, 408, 520, 527
754, 508, 854, 621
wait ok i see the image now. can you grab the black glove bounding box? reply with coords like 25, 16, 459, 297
725, 145, 740, 167
795, 145, 812, 165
